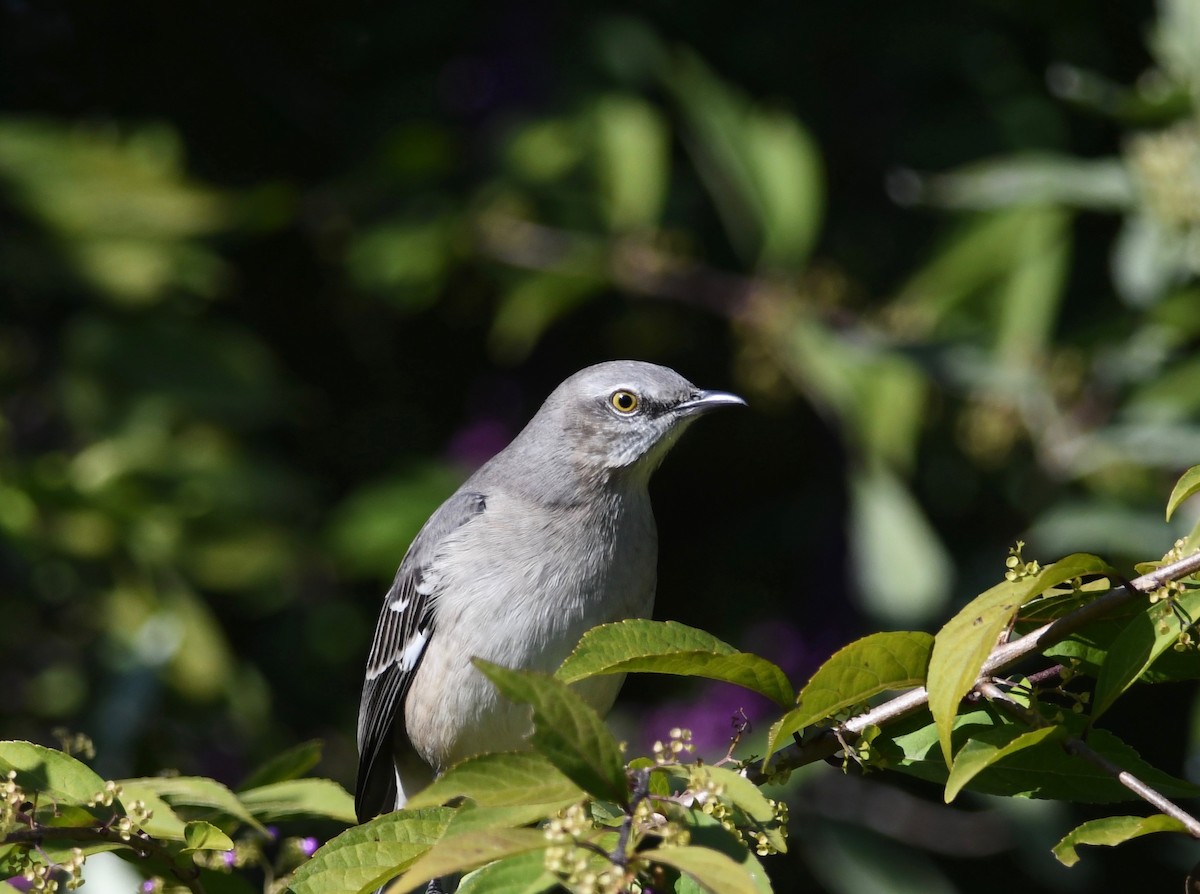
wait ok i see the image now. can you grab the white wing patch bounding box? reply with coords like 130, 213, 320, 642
400, 629, 429, 672
388, 595, 409, 613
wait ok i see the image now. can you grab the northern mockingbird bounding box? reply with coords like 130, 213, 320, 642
355, 360, 744, 823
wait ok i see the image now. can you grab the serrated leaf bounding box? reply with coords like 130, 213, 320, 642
457, 849, 559, 894
475, 660, 628, 805
647, 845, 761, 894
0, 741, 109, 817
238, 778, 356, 824
943, 725, 1066, 802
1167, 465, 1200, 521
132, 775, 266, 834
556, 620, 792, 707
1052, 814, 1187, 866
881, 709, 1200, 802
1091, 588, 1200, 721
388, 829, 550, 893
406, 752, 584, 810
763, 631, 933, 764
288, 808, 453, 894
182, 820, 235, 853
928, 554, 1114, 765
237, 740, 323, 791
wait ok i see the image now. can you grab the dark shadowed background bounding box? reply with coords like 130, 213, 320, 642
5, 1, 1200, 890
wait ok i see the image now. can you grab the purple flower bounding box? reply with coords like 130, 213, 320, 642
299, 836, 320, 857
221, 850, 237, 867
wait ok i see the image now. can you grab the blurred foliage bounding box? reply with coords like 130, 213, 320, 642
3, 0, 1200, 891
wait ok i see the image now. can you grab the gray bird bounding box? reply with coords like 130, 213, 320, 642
355, 360, 744, 823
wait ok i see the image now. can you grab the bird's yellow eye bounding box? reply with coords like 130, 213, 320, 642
610, 390, 640, 414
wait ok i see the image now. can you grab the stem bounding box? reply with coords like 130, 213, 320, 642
977, 680, 1200, 838
752, 549, 1200, 782
611, 768, 651, 869
3, 824, 207, 894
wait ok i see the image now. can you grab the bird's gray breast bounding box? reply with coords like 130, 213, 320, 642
404, 488, 657, 770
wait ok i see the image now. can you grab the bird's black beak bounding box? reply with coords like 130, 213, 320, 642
674, 389, 747, 417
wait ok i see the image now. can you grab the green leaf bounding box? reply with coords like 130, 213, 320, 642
444, 802, 577, 837
647, 845, 761, 894
592, 95, 669, 231
1052, 814, 1187, 866
556, 619, 793, 707
388, 829, 550, 893
675, 812, 774, 894
405, 752, 584, 810
916, 155, 1135, 212
691, 766, 786, 855
881, 709, 1200, 802
764, 631, 934, 764
288, 807, 454, 894
1167, 464, 1200, 521
476, 660, 628, 804
237, 739, 323, 790
849, 465, 952, 626
0, 741, 109, 817
237, 778, 356, 824
927, 554, 1114, 765
182, 820, 236, 853
943, 725, 1066, 802
1091, 587, 1200, 720
116, 779, 190, 841
129, 775, 267, 834
457, 849, 560, 894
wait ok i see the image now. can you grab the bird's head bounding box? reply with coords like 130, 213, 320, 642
528, 360, 745, 485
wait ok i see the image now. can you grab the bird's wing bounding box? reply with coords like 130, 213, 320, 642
354, 489, 487, 822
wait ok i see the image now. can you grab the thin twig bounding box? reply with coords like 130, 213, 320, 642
3, 824, 207, 894
977, 680, 1200, 838
751, 549, 1200, 783
611, 768, 651, 869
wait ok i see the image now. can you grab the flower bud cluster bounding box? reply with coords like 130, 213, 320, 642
21, 847, 85, 892
3, 770, 26, 825
651, 728, 694, 766
542, 802, 623, 894
1004, 541, 1040, 582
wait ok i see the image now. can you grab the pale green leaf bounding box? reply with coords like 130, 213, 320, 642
850, 466, 952, 626
690, 766, 786, 854
238, 778, 356, 824
0, 741, 109, 815
592, 95, 669, 231
647, 845, 761, 894
116, 779, 189, 841
288, 808, 454, 894
387, 829, 550, 893
1052, 814, 1187, 866
764, 631, 934, 764
130, 775, 267, 834
182, 820, 235, 853
476, 660, 628, 804
444, 802, 578, 837
556, 619, 792, 707
928, 554, 1114, 765
457, 850, 560, 894
405, 752, 583, 809
1167, 464, 1200, 521
943, 725, 1065, 802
